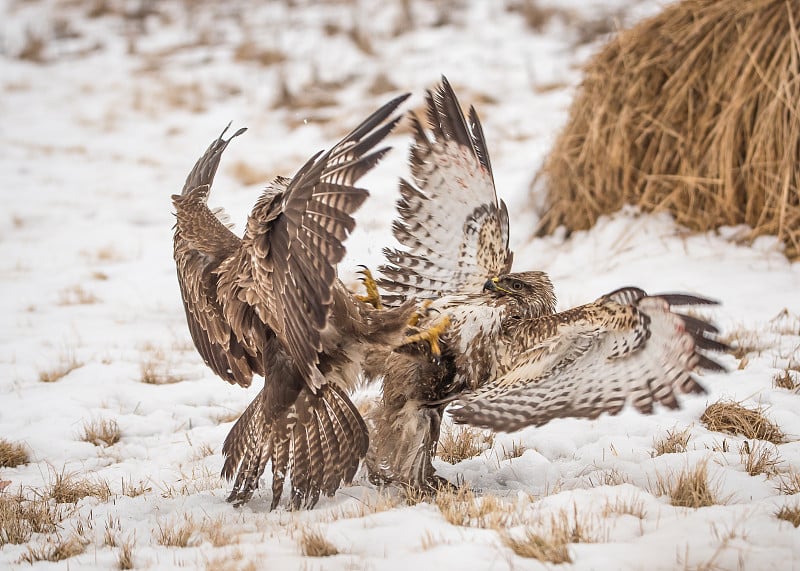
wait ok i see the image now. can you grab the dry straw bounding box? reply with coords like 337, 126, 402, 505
700, 400, 784, 444
534, 0, 800, 259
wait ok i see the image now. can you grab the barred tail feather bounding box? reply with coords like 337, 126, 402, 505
221, 384, 368, 510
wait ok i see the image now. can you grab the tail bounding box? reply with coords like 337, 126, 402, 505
222, 384, 368, 509
365, 399, 443, 489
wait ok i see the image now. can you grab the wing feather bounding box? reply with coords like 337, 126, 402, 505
379, 77, 513, 304
172, 126, 261, 387
242, 95, 409, 390
450, 293, 727, 432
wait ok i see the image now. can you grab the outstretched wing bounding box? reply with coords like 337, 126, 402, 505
245, 94, 410, 390
172, 125, 262, 387
450, 292, 728, 432
379, 77, 513, 304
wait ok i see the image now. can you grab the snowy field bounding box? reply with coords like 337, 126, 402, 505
1, 0, 799, 569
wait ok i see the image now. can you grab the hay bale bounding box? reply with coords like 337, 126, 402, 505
534, 0, 800, 259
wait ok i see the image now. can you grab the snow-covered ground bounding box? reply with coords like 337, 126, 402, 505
1, 0, 799, 569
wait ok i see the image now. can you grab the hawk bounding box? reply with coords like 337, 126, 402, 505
172, 93, 420, 509
367, 77, 727, 489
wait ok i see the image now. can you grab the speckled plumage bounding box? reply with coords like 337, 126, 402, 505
369, 79, 551, 488
450, 287, 727, 432
172, 95, 417, 509
367, 78, 727, 490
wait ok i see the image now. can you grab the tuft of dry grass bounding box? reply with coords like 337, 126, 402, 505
601, 495, 647, 519
701, 400, 784, 444
739, 441, 780, 477
154, 517, 194, 547
652, 426, 692, 456
18, 29, 45, 62
367, 72, 399, 96
502, 506, 597, 562
205, 548, 257, 571
502, 528, 571, 563
534, 0, 800, 260
776, 472, 800, 495
80, 418, 121, 447
104, 515, 120, 547
18, 533, 88, 564
435, 485, 521, 529
233, 41, 285, 66
501, 441, 527, 460
140, 356, 184, 385
654, 460, 721, 508
776, 504, 800, 527
39, 353, 82, 382
773, 368, 799, 391
121, 478, 151, 497
588, 468, 630, 487
49, 470, 112, 504
437, 426, 494, 464
298, 528, 339, 557
228, 160, 270, 186
0, 488, 72, 546
117, 535, 136, 570
0, 439, 29, 467
154, 514, 237, 548
720, 328, 767, 362
506, 0, 561, 33
58, 284, 99, 305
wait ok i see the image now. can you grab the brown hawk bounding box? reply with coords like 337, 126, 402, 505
172, 94, 420, 509
367, 77, 727, 489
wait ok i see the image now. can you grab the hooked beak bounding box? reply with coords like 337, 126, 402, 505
483, 277, 499, 292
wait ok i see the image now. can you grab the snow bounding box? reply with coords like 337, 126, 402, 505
1, 0, 799, 569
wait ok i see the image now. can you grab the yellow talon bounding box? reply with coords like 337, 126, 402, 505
407, 299, 433, 327
355, 266, 383, 309
402, 314, 451, 361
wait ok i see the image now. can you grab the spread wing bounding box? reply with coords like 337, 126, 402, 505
379, 77, 513, 304
244, 94, 410, 390
450, 292, 728, 432
172, 125, 262, 387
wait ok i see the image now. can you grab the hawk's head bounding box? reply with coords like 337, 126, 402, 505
483, 271, 556, 318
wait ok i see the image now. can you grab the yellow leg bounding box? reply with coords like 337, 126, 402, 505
355, 266, 383, 309
401, 314, 451, 360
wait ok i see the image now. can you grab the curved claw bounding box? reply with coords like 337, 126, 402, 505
401, 314, 451, 361
355, 266, 383, 309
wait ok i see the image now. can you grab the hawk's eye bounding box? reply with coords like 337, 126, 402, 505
511, 282, 523, 291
